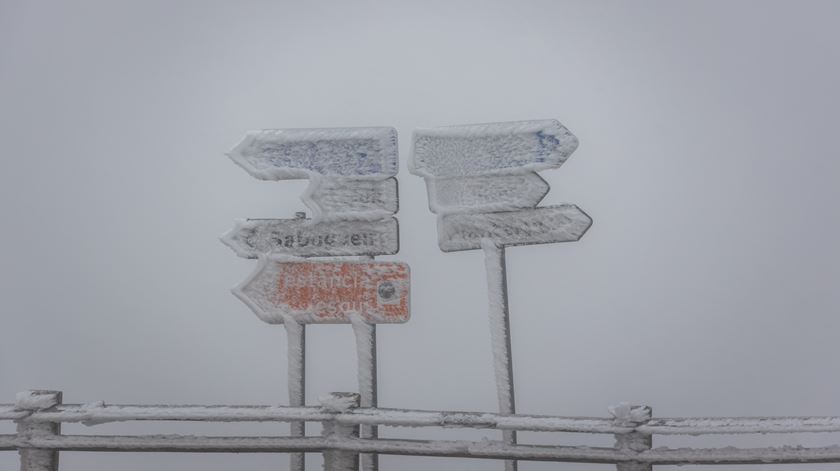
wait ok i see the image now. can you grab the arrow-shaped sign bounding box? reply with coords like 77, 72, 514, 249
221, 217, 399, 258
235, 258, 410, 324
425, 172, 548, 214
303, 177, 398, 221
437, 204, 592, 252
411, 119, 578, 178
228, 127, 398, 180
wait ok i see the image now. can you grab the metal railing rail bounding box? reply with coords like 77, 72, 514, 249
4, 390, 840, 470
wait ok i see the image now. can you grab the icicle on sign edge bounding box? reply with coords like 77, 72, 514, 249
228, 126, 399, 180
233, 256, 411, 325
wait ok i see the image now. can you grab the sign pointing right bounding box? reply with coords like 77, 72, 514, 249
425, 172, 548, 214
411, 119, 578, 178
437, 205, 592, 252
410, 119, 589, 471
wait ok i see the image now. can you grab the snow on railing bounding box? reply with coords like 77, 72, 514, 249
4, 390, 840, 471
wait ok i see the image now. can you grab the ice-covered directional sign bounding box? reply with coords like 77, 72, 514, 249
425, 173, 548, 214
228, 127, 398, 180
437, 204, 592, 252
411, 119, 578, 178
221, 218, 399, 258
234, 259, 410, 324
303, 177, 398, 220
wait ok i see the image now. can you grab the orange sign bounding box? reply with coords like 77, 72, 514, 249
235, 259, 410, 324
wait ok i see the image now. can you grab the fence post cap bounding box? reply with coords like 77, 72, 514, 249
608, 402, 652, 425
15, 390, 62, 410
319, 392, 360, 412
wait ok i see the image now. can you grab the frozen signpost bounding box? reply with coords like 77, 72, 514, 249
410, 120, 592, 471
223, 127, 407, 471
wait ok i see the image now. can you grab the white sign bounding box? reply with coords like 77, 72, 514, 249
304, 177, 398, 221
221, 217, 399, 258
411, 119, 578, 178
234, 259, 410, 324
228, 127, 398, 180
436, 205, 592, 252
425, 172, 548, 214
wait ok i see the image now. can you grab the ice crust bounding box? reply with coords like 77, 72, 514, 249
228, 127, 398, 180
233, 256, 409, 325
15, 391, 60, 411
425, 173, 548, 215
438, 205, 592, 252
410, 120, 578, 178
221, 217, 399, 259
303, 175, 398, 221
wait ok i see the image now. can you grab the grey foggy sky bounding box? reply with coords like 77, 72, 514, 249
1, 1, 839, 470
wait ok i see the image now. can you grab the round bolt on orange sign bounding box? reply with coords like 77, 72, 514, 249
234, 259, 410, 324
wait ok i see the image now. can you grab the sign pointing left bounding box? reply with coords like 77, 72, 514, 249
221, 217, 399, 258
228, 127, 398, 180
235, 259, 410, 324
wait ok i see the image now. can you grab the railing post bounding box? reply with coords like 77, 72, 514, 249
613, 404, 652, 471
320, 392, 360, 471
16, 390, 62, 471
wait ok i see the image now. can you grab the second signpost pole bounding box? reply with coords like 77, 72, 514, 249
481, 239, 517, 471
352, 254, 379, 471
282, 314, 306, 471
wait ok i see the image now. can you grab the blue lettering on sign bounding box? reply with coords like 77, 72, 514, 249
230, 127, 398, 180
257, 140, 385, 176
534, 130, 560, 164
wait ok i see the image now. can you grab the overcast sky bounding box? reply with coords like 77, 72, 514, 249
1, 1, 839, 470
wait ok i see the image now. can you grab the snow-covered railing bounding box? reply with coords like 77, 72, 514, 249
4, 390, 840, 471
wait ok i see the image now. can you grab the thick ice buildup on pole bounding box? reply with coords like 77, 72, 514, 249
609, 402, 651, 426
481, 239, 515, 416
15, 391, 60, 410
349, 312, 376, 407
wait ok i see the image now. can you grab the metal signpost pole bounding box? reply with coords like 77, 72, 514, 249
285, 212, 308, 471
282, 315, 306, 471
225, 127, 403, 471
350, 315, 378, 471
411, 119, 590, 471
352, 254, 379, 471
482, 240, 517, 471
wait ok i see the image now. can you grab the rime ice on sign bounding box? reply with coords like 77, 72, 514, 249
235, 258, 410, 324
228, 127, 398, 180
410, 119, 590, 471
411, 119, 578, 178
410, 119, 591, 250
304, 177, 398, 221
438, 205, 591, 252
425, 173, 549, 214
224, 125, 406, 471
221, 217, 399, 258
228, 126, 400, 223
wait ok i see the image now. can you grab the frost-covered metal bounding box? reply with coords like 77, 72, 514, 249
304, 177, 399, 221
5, 390, 840, 470
410, 119, 592, 471
235, 258, 410, 324
228, 127, 398, 180
221, 217, 399, 258
223, 126, 405, 471
439, 205, 592, 252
